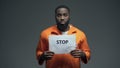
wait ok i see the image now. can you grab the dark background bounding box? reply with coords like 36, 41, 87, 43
0, 0, 120, 68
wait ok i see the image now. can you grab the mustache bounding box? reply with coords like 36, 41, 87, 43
56, 19, 70, 32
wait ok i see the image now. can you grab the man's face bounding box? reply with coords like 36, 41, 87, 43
56, 8, 70, 24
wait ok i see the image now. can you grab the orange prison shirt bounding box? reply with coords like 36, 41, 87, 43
36, 24, 91, 68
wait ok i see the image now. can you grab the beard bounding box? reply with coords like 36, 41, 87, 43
56, 19, 70, 32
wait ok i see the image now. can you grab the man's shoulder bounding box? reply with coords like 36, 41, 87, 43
41, 25, 57, 35
71, 25, 85, 34
71, 25, 87, 39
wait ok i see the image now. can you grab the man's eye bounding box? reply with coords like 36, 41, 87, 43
63, 14, 68, 17
57, 14, 61, 17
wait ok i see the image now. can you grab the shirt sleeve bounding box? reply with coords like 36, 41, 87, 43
79, 32, 91, 64
36, 33, 48, 65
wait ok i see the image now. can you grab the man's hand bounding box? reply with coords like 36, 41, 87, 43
39, 51, 54, 62
70, 49, 88, 63
43, 51, 54, 60
38, 51, 54, 64
70, 49, 83, 58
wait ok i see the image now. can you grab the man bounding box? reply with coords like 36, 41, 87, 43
36, 5, 91, 68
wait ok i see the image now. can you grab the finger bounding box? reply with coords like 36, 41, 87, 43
49, 52, 55, 55
71, 51, 82, 55
45, 55, 54, 60
72, 53, 81, 56
73, 55, 81, 58
72, 53, 81, 58
48, 52, 54, 56
50, 51, 55, 54
46, 55, 53, 58
46, 56, 52, 60
71, 50, 77, 54
46, 51, 54, 55
44, 52, 53, 56
45, 53, 54, 57
45, 54, 54, 57
71, 49, 81, 53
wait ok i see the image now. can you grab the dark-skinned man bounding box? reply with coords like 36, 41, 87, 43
36, 5, 91, 68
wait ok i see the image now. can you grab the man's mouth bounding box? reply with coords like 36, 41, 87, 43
60, 21, 65, 24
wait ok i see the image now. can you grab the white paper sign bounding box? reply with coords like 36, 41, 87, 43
48, 34, 76, 54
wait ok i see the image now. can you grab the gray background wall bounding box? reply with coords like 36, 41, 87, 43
0, 0, 120, 68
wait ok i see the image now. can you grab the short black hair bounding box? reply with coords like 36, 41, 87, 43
55, 5, 70, 14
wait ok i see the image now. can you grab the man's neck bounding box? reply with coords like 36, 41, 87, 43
60, 25, 70, 32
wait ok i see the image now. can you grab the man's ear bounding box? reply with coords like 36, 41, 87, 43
69, 18, 71, 21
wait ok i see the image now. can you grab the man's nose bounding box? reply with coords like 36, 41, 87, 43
60, 16, 64, 21
61, 19, 64, 21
